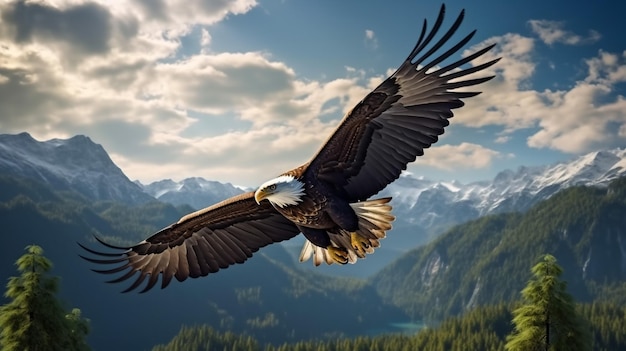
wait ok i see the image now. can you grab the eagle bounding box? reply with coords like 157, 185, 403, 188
80, 4, 499, 293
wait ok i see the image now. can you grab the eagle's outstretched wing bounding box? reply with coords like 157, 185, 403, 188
80, 192, 300, 293
306, 4, 499, 202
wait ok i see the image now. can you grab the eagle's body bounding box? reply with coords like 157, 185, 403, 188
81, 4, 500, 293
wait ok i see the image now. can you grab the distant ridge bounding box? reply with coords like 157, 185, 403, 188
373, 176, 626, 321
2, 132, 625, 273
0, 132, 153, 205
380, 148, 626, 243
139, 177, 244, 210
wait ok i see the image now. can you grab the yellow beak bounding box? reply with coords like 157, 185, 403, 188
254, 189, 267, 205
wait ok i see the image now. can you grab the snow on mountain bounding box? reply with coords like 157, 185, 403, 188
3, 131, 626, 255
139, 177, 245, 210
0, 132, 153, 204
380, 148, 626, 246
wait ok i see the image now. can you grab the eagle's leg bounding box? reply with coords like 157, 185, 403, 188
326, 246, 349, 264
350, 232, 370, 257
298, 225, 349, 264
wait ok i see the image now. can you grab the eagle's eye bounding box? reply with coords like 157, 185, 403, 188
268, 184, 276, 191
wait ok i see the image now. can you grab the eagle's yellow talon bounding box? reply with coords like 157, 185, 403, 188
327, 246, 349, 264
350, 232, 369, 257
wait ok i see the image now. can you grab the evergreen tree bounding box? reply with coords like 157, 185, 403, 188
0, 245, 90, 351
505, 254, 590, 351
65, 308, 91, 351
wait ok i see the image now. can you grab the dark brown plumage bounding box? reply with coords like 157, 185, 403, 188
80, 4, 499, 292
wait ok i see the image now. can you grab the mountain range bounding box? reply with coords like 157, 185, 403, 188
2, 132, 625, 276
374, 176, 626, 321
139, 177, 244, 210
1, 132, 625, 350
0, 132, 153, 205
381, 148, 626, 237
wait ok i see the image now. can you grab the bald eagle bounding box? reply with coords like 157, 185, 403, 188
80, 4, 499, 293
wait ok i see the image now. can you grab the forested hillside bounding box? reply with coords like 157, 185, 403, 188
2, 174, 626, 349
0, 174, 405, 349
152, 303, 626, 351
373, 177, 626, 321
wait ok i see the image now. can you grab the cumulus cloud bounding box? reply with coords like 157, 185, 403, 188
457, 33, 626, 154
415, 143, 503, 170
0, 0, 390, 185
585, 50, 626, 84
1, 0, 624, 186
144, 52, 297, 118
528, 19, 601, 46
457, 33, 540, 129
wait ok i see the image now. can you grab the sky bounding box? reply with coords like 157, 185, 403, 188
1, 0, 625, 188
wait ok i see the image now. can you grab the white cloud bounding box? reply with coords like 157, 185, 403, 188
457, 33, 626, 154
495, 135, 510, 144
0, 0, 391, 185
457, 33, 541, 129
144, 52, 297, 117
364, 29, 378, 49
1, 0, 625, 186
585, 50, 626, 84
524, 49, 626, 153
415, 143, 503, 170
528, 20, 601, 46
200, 28, 212, 47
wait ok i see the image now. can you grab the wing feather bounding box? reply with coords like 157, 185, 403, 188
80, 191, 300, 292
306, 4, 499, 201
161, 249, 178, 288
186, 244, 202, 278
174, 246, 189, 282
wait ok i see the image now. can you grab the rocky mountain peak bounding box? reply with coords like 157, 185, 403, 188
0, 132, 152, 204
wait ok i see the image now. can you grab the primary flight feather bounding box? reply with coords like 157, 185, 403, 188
80, 4, 500, 293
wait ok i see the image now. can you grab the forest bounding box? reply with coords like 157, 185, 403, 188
152, 302, 626, 351
1, 175, 626, 350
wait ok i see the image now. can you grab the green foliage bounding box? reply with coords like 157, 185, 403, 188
152, 302, 626, 351
152, 325, 261, 351
195, 248, 406, 344
506, 255, 590, 351
0, 245, 91, 351
408, 304, 511, 351
3, 171, 626, 349
373, 180, 626, 322
0, 174, 406, 348
0, 173, 188, 244
64, 308, 91, 351
580, 302, 626, 351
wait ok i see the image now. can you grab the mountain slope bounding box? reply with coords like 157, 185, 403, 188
0, 174, 406, 350
140, 177, 244, 210
373, 177, 626, 322
0, 132, 152, 204
3, 131, 626, 279
380, 148, 626, 246
136, 148, 626, 279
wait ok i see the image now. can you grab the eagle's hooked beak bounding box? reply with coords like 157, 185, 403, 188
254, 188, 267, 205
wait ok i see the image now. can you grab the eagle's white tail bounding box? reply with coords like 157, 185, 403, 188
299, 197, 395, 266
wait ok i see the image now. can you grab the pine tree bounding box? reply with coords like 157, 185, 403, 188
505, 254, 590, 351
0, 245, 90, 351
65, 308, 91, 351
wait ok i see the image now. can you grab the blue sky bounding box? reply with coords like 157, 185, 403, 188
1, 0, 625, 187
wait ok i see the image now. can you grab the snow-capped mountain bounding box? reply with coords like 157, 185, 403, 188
0, 132, 153, 204
381, 148, 626, 244
2, 131, 625, 251
139, 177, 245, 210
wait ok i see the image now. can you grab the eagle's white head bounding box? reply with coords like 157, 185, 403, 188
254, 175, 305, 208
